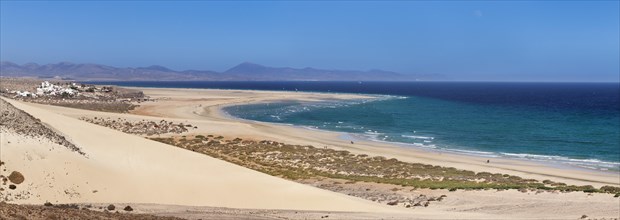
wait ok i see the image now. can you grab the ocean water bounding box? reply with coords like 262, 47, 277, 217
90, 81, 620, 171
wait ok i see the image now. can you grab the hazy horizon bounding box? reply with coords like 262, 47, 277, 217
1, 1, 619, 82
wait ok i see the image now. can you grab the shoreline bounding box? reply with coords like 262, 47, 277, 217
214, 89, 620, 176
224, 106, 620, 176
6, 85, 618, 187
129, 87, 619, 187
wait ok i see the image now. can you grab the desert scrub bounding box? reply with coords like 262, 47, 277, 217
150, 135, 618, 194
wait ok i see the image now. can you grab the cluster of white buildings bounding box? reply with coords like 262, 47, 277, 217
35, 81, 78, 96
13, 90, 36, 98
9, 81, 78, 98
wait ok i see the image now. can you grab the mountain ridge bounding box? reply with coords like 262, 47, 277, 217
0, 61, 441, 81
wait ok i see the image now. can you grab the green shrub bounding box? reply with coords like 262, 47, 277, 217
600, 185, 620, 194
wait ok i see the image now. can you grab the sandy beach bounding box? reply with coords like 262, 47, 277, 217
2, 87, 619, 219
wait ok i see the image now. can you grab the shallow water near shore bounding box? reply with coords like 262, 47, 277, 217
89, 81, 620, 172
223, 96, 620, 172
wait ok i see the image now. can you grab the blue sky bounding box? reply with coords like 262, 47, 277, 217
1, 1, 618, 82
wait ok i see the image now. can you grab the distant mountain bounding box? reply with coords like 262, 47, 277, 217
0, 61, 221, 81
0, 61, 441, 81
223, 62, 416, 81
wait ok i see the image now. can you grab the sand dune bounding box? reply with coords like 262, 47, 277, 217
1, 97, 398, 212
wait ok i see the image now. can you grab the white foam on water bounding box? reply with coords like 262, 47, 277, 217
445, 148, 499, 156
366, 133, 618, 171
499, 152, 620, 170
401, 135, 434, 140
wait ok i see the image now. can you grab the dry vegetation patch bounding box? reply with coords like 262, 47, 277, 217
79, 117, 196, 136
0, 202, 183, 220
150, 135, 620, 197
